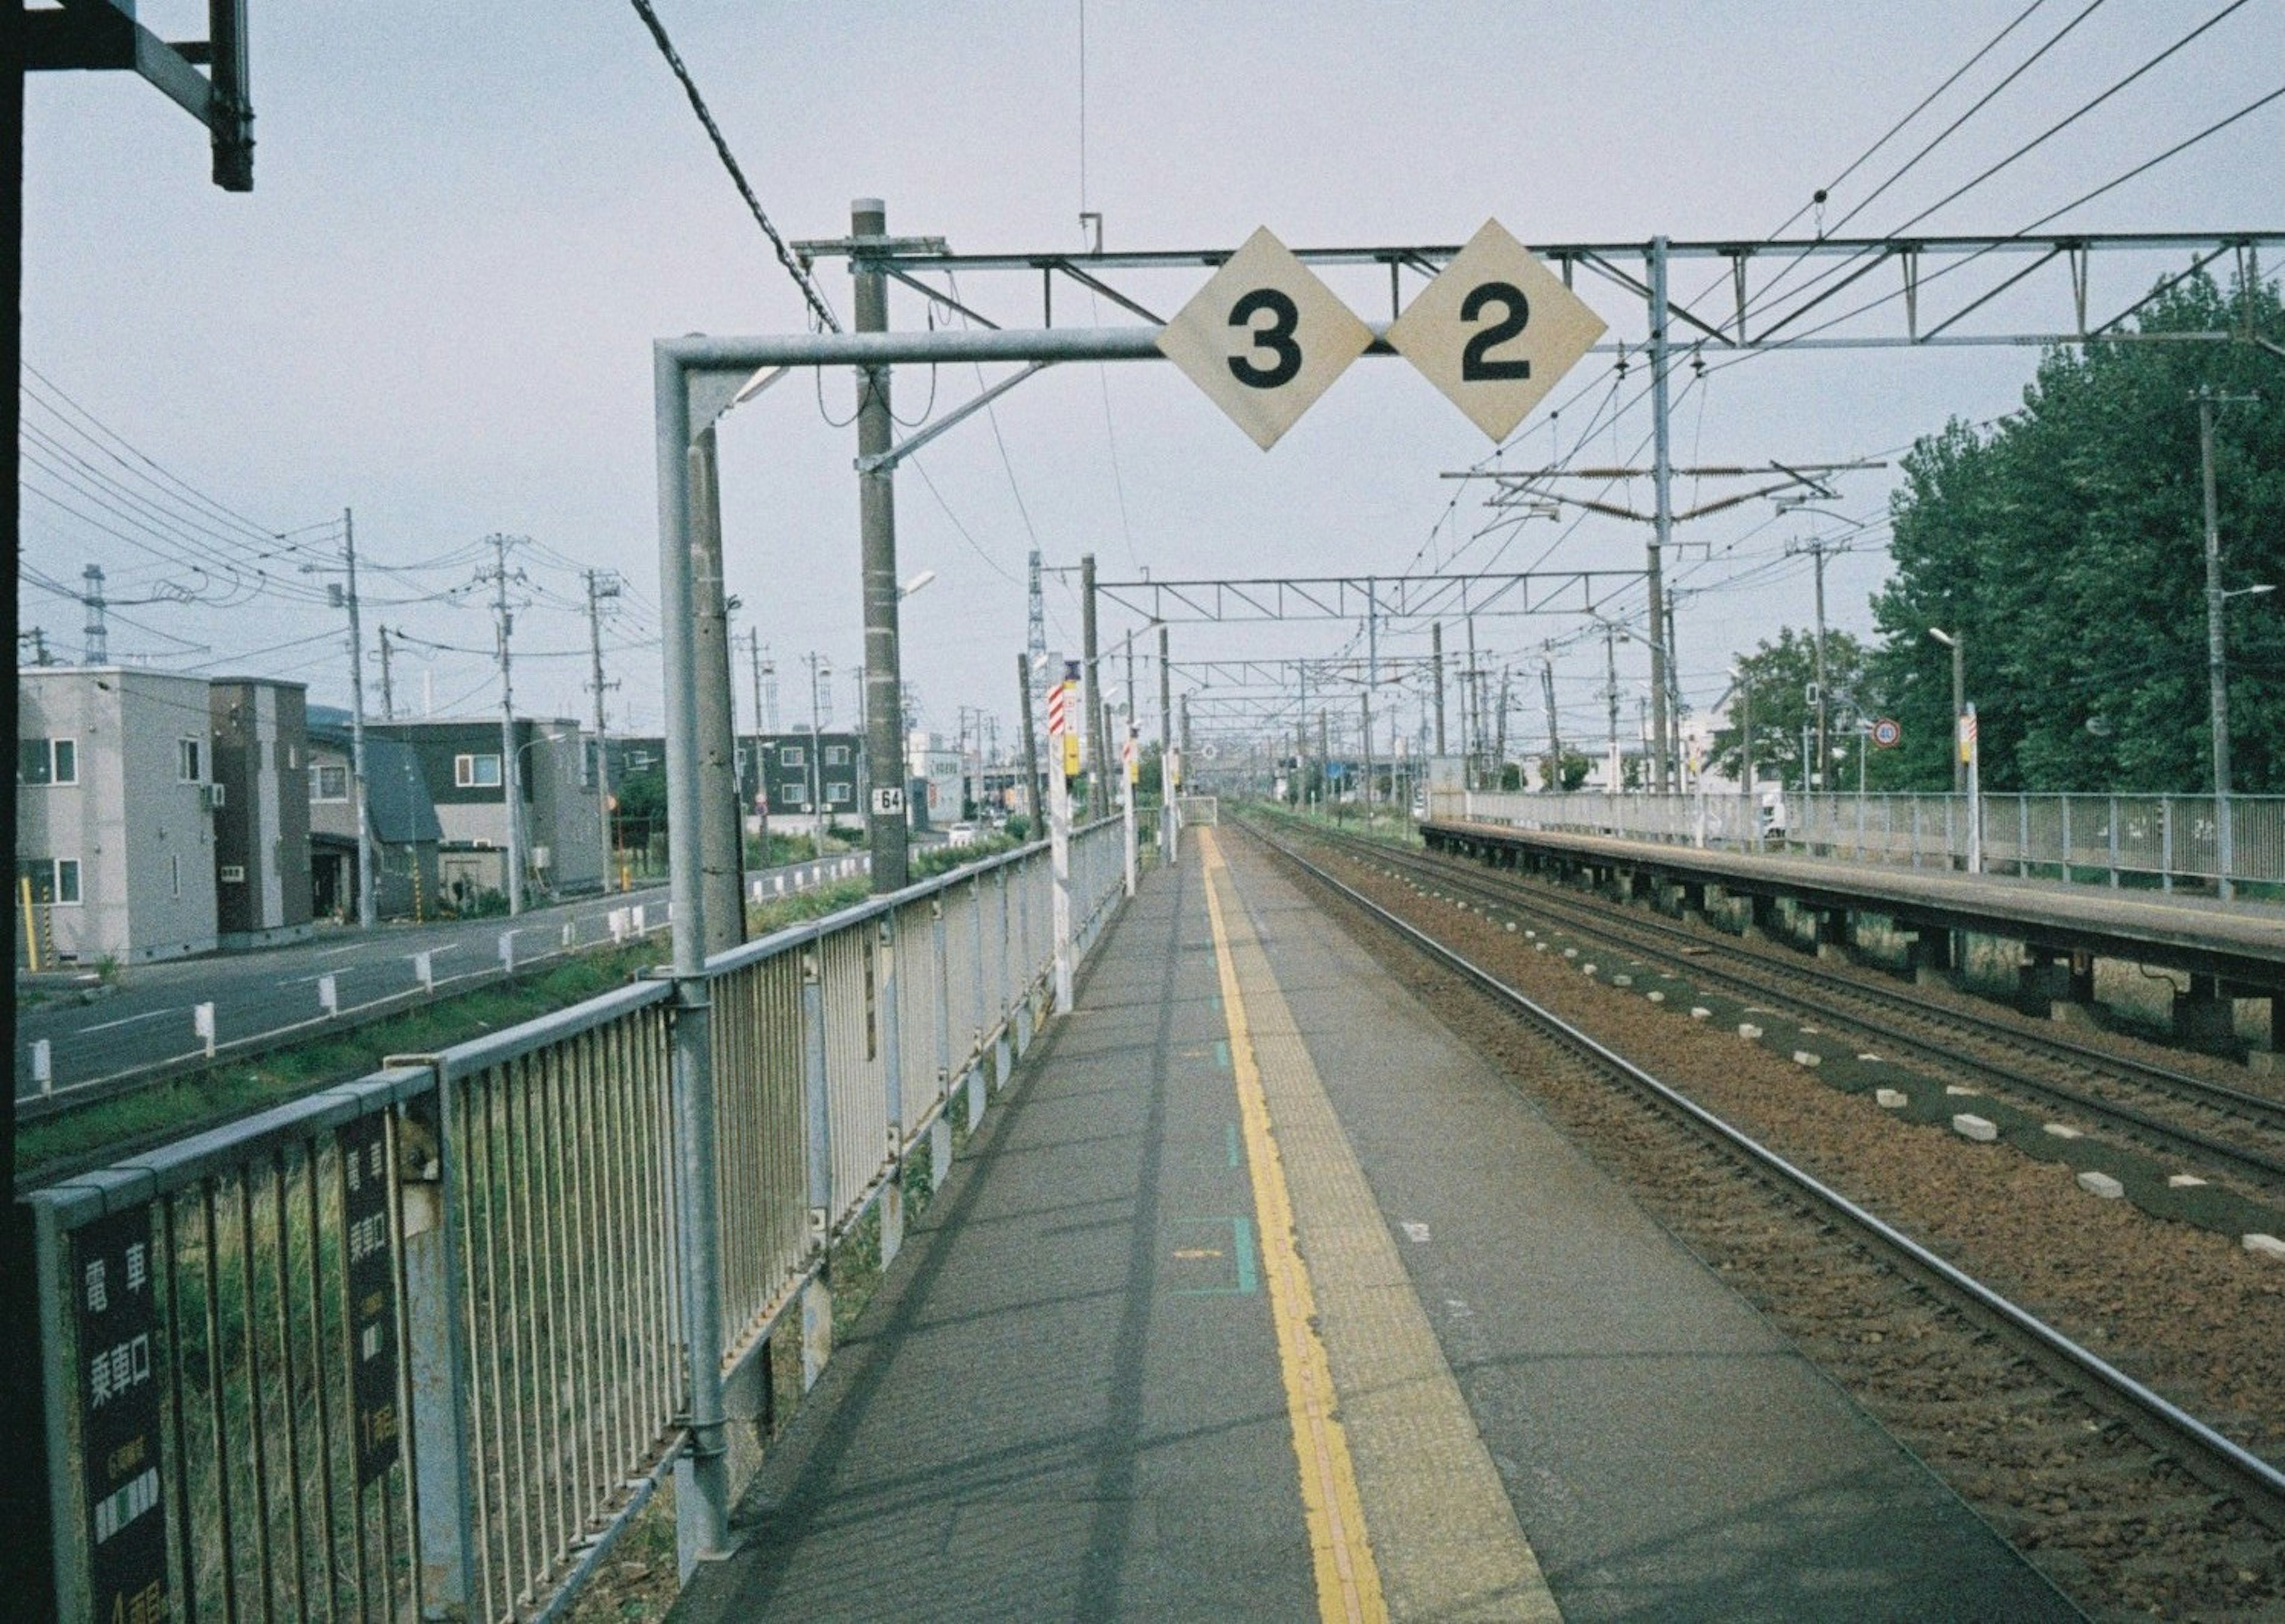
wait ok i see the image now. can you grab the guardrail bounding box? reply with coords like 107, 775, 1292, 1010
1432, 789, 2285, 893
19, 822, 1128, 1622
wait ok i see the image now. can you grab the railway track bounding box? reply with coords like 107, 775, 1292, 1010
1239, 815, 2285, 1581
1294, 819, 2285, 1200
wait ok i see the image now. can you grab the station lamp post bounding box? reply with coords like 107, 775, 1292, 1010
2210, 581, 2275, 901
1926, 627, 1965, 795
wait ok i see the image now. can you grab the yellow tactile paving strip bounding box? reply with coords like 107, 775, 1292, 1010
1201, 829, 1563, 1624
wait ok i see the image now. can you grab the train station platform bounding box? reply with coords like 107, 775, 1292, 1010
676, 828, 2073, 1623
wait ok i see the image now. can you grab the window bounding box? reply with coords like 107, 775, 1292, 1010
826, 782, 852, 805
179, 739, 204, 782
781, 745, 805, 768
629, 750, 656, 773
785, 786, 812, 808
206, 782, 226, 808
311, 763, 350, 802
581, 741, 597, 789
824, 745, 850, 767
219, 865, 246, 884
18, 737, 77, 786
20, 858, 82, 905
455, 753, 503, 789
170, 854, 181, 898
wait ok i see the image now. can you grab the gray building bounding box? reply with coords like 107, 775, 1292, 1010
210, 678, 314, 948
367, 717, 606, 904
17, 667, 221, 964
306, 720, 443, 921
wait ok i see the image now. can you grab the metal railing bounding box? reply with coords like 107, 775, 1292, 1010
23, 820, 1129, 1622
1431, 789, 2285, 893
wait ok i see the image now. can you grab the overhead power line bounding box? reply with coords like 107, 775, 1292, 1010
625, 0, 843, 333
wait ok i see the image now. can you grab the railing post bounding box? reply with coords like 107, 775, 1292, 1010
2061, 794, 2073, 882
798, 948, 832, 1391
399, 1083, 480, 1613
2109, 795, 2121, 887
2162, 795, 2174, 892
930, 899, 953, 1187
877, 915, 904, 1268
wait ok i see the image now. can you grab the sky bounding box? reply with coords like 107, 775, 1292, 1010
20, 1, 2284, 767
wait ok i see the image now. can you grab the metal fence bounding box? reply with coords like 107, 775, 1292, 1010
1432, 790, 2285, 892
23, 820, 1130, 1623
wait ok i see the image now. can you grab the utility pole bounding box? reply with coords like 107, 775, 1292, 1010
807, 653, 830, 845
82, 564, 108, 664
1431, 620, 1447, 757
342, 510, 376, 929
1361, 692, 1375, 812
1603, 625, 1620, 791
689, 429, 744, 952
1081, 553, 1107, 819
1738, 667, 1757, 848
1647, 235, 1676, 792
377, 623, 396, 722
1028, 547, 1048, 726
486, 532, 526, 916
853, 198, 910, 892
1017, 651, 1042, 831
1464, 613, 1480, 787
2199, 387, 2261, 899
1541, 659, 1560, 786
586, 569, 622, 891
1495, 667, 1511, 777
1787, 535, 1836, 782
746, 628, 772, 861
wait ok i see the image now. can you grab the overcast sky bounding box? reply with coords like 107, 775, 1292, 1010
21, 1, 2283, 760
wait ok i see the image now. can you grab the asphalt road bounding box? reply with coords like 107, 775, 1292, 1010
16, 852, 869, 1101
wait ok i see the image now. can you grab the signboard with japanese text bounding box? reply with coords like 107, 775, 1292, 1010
340, 1112, 401, 1486
75, 1203, 167, 1624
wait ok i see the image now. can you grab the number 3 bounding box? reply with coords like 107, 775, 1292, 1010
1228, 289, 1303, 388
1460, 281, 1531, 382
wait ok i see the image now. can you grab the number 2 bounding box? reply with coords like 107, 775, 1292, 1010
1228, 289, 1303, 388
1460, 281, 1531, 382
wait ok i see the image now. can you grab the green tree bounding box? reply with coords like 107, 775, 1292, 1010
1867, 269, 2285, 792
1707, 627, 1870, 791
1534, 750, 1591, 791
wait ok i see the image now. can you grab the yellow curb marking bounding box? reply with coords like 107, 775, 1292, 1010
1201, 827, 1386, 1624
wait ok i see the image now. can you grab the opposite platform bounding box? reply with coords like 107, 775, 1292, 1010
677, 829, 2076, 1622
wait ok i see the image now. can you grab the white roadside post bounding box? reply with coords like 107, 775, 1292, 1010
318, 973, 339, 1016
499, 932, 516, 975
1049, 661, 1076, 1013
31, 1038, 52, 1093
414, 950, 434, 993
1122, 726, 1139, 898
193, 1002, 216, 1059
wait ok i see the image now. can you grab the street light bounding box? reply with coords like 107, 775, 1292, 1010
899, 569, 937, 600
2211, 581, 2275, 901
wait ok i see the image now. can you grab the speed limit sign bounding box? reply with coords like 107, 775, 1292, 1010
1871, 717, 1902, 749
1156, 227, 1374, 450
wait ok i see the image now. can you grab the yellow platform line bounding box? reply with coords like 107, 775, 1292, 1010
1202, 829, 1387, 1624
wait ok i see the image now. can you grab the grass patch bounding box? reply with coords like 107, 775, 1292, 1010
17, 941, 671, 1187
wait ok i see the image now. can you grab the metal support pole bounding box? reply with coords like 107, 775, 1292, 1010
1123, 635, 1138, 895
799, 950, 833, 1390
1647, 235, 1675, 792
690, 428, 745, 952
2200, 390, 2236, 900
651, 343, 728, 1562
1017, 651, 1042, 832
1157, 624, 1175, 863
1050, 702, 1074, 1011
343, 509, 376, 928
1964, 701, 1984, 876
854, 199, 910, 892
1603, 623, 1620, 791
587, 570, 619, 893
1432, 620, 1447, 756
1810, 537, 1830, 785
1949, 632, 1966, 796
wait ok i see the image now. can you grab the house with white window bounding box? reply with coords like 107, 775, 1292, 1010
365, 717, 605, 904
17, 667, 221, 964
306, 719, 442, 921
210, 678, 315, 948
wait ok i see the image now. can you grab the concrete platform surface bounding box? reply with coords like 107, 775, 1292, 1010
675, 829, 2077, 1623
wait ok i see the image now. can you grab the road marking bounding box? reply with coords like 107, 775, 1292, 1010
77, 1007, 183, 1034
315, 943, 364, 958
1201, 833, 1385, 1624
1400, 1221, 1431, 1244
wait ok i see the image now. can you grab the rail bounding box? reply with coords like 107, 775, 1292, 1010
1432, 789, 2285, 893
18, 821, 1130, 1622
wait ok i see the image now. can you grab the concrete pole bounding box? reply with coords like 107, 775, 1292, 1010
343, 509, 377, 928
1949, 632, 1966, 796
2200, 390, 2236, 899
1050, 678, 1073, 1011
1811, 538, 1830, 788
1647, 235, 1675, 792
1432, 620, 1447, 756
1157, 623, 1175, 862
1741, 669, 1758, 849
586, 570, 617, 892
853, 199, 910, 892
689, 429, 745, 952
1542, 659, 1561, 782
748, 628, 771, 864
1361, 692, 1375, 811
492, 532, 525, 917
377, 623, 396, 721
1603, 625, 1621, 791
